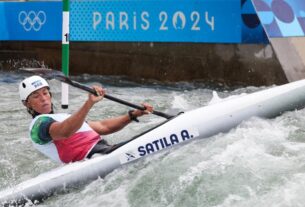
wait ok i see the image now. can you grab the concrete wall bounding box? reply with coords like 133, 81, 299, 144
270, 37, 305, 82
0, 41, 288, 86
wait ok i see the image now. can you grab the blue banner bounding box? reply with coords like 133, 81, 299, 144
0, 2, 61, 41
252, 0, 305, 38
0, 0, 268, 43
70, 0, 242, 43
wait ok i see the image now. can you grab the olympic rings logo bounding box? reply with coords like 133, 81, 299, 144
18, 11, 47, 32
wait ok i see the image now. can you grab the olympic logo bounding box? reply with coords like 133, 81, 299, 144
18, 11, 47, 32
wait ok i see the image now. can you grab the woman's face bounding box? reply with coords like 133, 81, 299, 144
26, 87, 52, 114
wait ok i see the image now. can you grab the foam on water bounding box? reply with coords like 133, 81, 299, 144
1, 71, 305, 207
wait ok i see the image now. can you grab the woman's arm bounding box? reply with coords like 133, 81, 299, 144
49, 86, 105, 140
88, 103, 153, 135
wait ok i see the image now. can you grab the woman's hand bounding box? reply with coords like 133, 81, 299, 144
88, 85, 106, 105
132, 103, 154, 118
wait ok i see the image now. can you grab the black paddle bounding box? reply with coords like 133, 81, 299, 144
20, 68, 174, 119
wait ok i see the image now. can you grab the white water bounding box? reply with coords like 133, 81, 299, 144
1, 71, 305, 207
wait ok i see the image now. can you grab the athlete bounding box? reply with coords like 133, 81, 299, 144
19, 75, 153, 163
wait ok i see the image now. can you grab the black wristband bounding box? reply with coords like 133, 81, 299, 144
128, 110, 139, 122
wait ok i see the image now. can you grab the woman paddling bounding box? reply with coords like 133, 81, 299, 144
19, 75, 153, 163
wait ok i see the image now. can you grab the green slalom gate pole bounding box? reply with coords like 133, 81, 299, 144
61, 0, 70, 109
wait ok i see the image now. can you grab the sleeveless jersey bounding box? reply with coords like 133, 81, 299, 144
29, 113, 100, 163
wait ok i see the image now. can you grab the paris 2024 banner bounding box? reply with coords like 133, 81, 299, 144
0, 0, 272, 43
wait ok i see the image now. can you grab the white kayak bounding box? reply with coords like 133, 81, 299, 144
2, 79, 305, 205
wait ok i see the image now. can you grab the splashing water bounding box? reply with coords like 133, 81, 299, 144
1, 71, 305, 207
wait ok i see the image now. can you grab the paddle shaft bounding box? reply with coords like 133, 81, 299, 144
61, 76, 173, 119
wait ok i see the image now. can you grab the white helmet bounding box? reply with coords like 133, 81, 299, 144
19, 76, 49, 101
